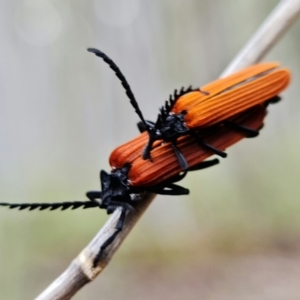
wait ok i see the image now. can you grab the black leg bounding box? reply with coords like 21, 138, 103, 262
167, 171, 188, 183
142, 135, 156, 161
188, 158, 219, 171
86, 191, 102, 200
149, 158, 220, 196
171, 141, 189, 171
223, 121, 259, 138
150, 183, 189, 195
265, 95, 281, 105
189, 131, 227, 158
162, 159, 219, 185
86, 191, 102, 206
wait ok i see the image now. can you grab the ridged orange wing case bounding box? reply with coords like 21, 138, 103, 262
109, 131, 149, 168
173, 63, 290, 128
109, 132, 164, 168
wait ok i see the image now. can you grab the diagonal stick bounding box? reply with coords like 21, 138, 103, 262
35, 1, 300, 299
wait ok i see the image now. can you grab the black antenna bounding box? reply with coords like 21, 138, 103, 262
88, 48, 147, 128
154, 86, 194, 130
0, 201, 99, 211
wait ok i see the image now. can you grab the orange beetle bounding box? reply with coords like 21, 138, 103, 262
0, 105, 266, 209
88, 49, 290, 170
0, 48, 288, 267
0, 105, 267, 266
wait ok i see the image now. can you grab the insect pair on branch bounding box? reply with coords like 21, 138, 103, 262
88, 48, 289, 170
0, 49, 291, 267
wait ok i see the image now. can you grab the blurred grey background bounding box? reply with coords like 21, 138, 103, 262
0, 0, 300, 299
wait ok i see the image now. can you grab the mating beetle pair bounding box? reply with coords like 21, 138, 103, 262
0, 49, 291, 266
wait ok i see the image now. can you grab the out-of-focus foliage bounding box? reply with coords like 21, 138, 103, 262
0, 0, 300, 299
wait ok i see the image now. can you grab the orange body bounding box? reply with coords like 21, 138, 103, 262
110, 63, 290, 187
172, 63, 290, 128
110, 105, 266, 187
110, 63, 290, 172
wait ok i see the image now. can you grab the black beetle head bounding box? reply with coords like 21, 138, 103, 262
100, 164, 131, 206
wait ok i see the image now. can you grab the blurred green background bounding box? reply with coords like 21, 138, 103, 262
1, 0, 300, 299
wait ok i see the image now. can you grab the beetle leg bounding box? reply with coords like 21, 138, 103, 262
142, 135, 156, 161
223, 121, 259, 138
86, 191, 102, 206
167, 171, 187, 183
265, 95, 281, 105
150, 158, 219, 195
189, 131, 227, 158
165, 158, 219, 184
188, 158, 220, 171
171, 140, 189, 171
150, 183, 189, 196
86, 191, 102, 200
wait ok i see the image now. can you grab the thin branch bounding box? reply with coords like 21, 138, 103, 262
35, 1, 300, 299
221, 0, 300, 77
35, 193, 155, 300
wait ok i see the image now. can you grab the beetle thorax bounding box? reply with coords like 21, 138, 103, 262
158, 111, 189, 141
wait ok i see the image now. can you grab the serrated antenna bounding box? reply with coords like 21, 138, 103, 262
0, 201, 99, 211
88, 48, 148, 128
157, 86, 194, 125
